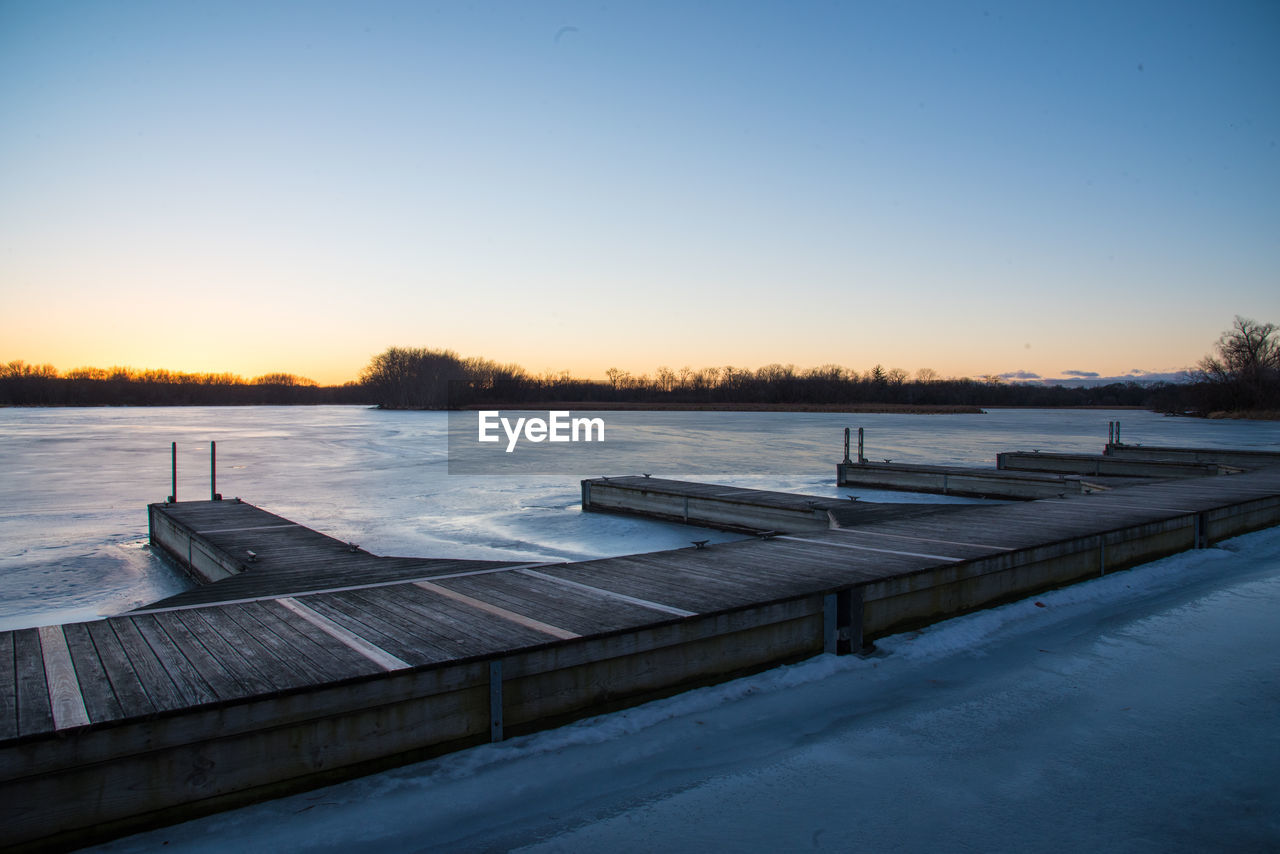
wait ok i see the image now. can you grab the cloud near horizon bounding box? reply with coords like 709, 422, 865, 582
1000, 370, 1042, 380
1062, 370, 1101, 378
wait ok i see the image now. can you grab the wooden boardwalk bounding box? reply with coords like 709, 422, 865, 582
1104, 443, 1280, 468
997, 451, 1239, 478
582, 475, 957, 531
4, 464, 1280, 850
147, 500, 520, 608
836, 458, 1152, 499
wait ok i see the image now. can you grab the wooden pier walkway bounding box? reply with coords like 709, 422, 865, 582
147, 499, 520, 608
834, 459, 1153, 499
582, 475, 957, 531
4, 463, 1280, 850
1104, 443, 1280, 469
997, 451, 1240, 478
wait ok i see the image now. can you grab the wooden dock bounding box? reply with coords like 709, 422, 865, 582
997, 451, 1240, 478
1104, 443, 1280, 469
834, 459, 1145, 499
4, 465, 1280, 850
582, 475, 956, 532
146, 500, 520, 607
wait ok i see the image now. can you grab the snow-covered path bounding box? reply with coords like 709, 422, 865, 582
92, 528, 1280, 853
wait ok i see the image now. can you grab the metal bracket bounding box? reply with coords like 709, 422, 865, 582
489, 660, 504, 742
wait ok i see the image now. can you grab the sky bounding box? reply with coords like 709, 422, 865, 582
1, 0, 1277, 385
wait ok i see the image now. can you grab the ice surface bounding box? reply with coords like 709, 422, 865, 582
1, 405, 1278, 629
87, 526, 1280, 853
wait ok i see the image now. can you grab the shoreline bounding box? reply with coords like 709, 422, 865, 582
454, 402, 986, 414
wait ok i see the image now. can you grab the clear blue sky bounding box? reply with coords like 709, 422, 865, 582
1, 0, 1276, 383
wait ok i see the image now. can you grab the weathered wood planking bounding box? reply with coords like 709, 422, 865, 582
997, 451, 1238, 478
1104, 443, 1280, 469
837, 460, 1156, 499
583, 475, 960, 532
2, 463, 1279, 851
146, 497, 523, 608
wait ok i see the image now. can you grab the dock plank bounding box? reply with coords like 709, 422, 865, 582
300, 594, 444, 667
437, 572, 663, 635
150, 612, 247, 701
188, 607, 313, 692
170, 608, 277, 697
37, 626, 91, 730
107, 618, 188, 713
220, 604, 338, 686
85, 620, 155, 719
236, 600, 371, 684
13, 628, 54, 737
357, 585, 552, 655
253, 600, 383, 679
61, 622, 123, 724
0, 632, 16, 740
130, 616, 219, 708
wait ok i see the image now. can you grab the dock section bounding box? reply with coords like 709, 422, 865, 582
147, 500, 519, 608
582, 475, 955, 531
835, 460, 1132, 500
996, 451, 1239, 478
1104, 443, 1280, 469
3, 467, 1280, 850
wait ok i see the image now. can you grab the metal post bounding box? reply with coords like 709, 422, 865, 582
489, 660, 504, 742
857, 427, 865, 463
823, 588, 864, 656
1108, 421, 1114, 444
210, 441, 221, 501
843, 428, 851, 464
823, 593, 838, 654
168, 442, 177, 503
1115, 421, 1121, 444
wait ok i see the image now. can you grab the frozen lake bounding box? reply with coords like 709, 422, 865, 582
2, 405, 1278, 631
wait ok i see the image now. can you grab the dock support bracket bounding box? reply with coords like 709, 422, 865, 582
1194, 512, 1208, 549
824, 588, 864, 655
489, 660, 504, 742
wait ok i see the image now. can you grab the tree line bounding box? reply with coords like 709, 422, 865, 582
5, 317, 1275, 415
363, 346, 1154, 410
0, 362, 368, 406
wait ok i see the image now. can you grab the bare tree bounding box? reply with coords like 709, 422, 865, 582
1196, 316, 1280, 410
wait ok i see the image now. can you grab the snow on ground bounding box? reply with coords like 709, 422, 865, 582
90, 527, 1280, 853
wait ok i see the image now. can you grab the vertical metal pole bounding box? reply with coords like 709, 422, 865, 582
210, 441, 216, 500
1108, 421, 1114, 444
843, 428, 851, 464
1115, 421, 1121, 444
824, 589, 862, 655
849, 588, 864, 654
168, 442, 177, 503
823, 593, 838, 654
489, 660, 504, 742
857, 427, 865, 463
